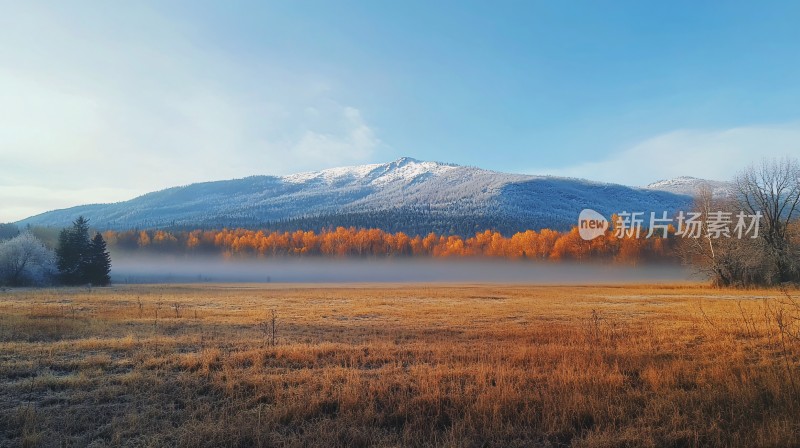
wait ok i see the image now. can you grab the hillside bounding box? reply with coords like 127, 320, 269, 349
18, 158, 693, 235
644, 176, 734, 198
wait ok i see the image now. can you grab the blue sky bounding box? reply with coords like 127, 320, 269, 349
2, 1, 800, 221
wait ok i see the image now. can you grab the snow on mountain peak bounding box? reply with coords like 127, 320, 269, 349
281, 162, 383, 184
392, 156, 419, 165
644, 176, 734, 198
646, 176, 701, 188
282, 157, 458, 185
371, 158, 459, 185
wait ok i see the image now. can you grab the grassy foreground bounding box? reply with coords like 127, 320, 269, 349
1, 283, 799, 447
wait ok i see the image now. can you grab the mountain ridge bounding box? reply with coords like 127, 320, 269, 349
643, 176, 734, 198
18, 158, 701, 235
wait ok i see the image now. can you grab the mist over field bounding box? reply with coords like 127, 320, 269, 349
110, 255, 694, 284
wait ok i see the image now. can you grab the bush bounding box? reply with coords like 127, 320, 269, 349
0, 232, 56, 286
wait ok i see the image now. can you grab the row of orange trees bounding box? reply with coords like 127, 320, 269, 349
102, 227, 676, 263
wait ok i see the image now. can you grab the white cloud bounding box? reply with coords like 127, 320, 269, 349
291, 107, 380, 166
546, 124, 800, 185
0, 3, 383, 222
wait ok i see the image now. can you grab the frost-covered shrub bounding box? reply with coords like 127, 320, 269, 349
0, 232, 56, 286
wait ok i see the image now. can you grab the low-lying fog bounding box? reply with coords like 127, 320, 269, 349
111, 255, 695, 284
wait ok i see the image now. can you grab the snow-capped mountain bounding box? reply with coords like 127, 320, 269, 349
644, 176, 734, 198
18, 158, 693, 235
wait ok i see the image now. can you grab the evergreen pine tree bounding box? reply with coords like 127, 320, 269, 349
56, 228, 80, 284
87, 233, 112, 286
55, 216, 93, 285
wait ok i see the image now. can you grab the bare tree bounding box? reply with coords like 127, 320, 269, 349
735, 157, 800, 284
677, 187, 766, 286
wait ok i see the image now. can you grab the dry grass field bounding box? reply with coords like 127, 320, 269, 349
1, 283, 799, 447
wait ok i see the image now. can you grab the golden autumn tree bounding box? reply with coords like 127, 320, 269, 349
137, 230, 151, 248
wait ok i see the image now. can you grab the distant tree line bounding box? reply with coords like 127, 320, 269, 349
98, 207, 579, 237
102, 225, 675, 263
0, 223, 20, 241
183, 208, 578, 237
0, 217, 111, 287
